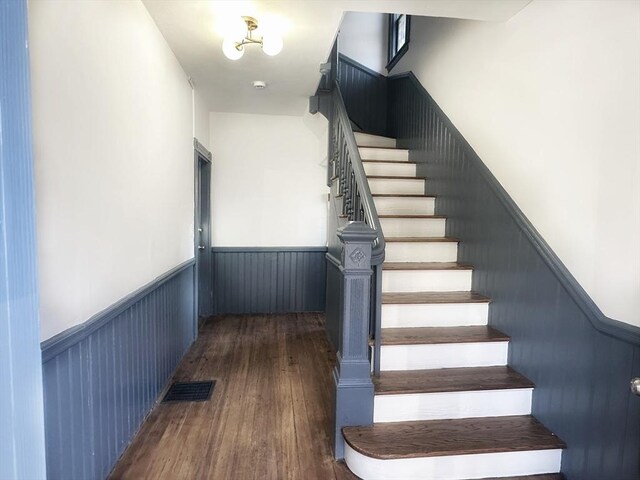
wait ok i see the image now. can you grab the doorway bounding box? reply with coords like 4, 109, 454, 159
194, 139, 213, 325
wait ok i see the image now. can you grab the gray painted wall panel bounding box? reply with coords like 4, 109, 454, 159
212, 248, 326, 314
42, 262, 195, 480
387, 73, 640, 480
337, 54, 388, 137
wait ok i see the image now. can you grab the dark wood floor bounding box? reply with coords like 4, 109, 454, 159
109, 313, 357, 480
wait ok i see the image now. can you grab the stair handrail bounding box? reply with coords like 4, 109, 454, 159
328, 82, 385, 266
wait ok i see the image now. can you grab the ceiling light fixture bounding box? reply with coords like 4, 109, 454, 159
222, 16, 283, 60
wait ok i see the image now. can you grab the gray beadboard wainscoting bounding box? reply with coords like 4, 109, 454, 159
211, 247, 327, 314
387, 72, 640, 480
41, 260, 196, 480
337, 54, 388, 137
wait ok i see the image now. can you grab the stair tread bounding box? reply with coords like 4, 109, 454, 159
362, 159, 416, 164
379, 214, 446, 218
380, 326, 509, 345
366, 175, 425, 180
373, 194, 435, 198
383, 262, 472, 271
374, 366, 534, 395
470, 475, 564, 480
343, 415, 565, 460
385, 236, 459, 242
382, 291, 491, 304
359, 146, 408, 151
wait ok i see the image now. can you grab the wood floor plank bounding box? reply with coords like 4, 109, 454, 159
109, 313, 358, 480
343, 416, 565, 460
374, 366, 534, 395
381, 326, 509, 345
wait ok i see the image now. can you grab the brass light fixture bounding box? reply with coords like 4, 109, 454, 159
222, 16, 283, 60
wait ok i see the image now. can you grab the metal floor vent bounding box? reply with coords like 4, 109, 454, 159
162, 380, 215, 403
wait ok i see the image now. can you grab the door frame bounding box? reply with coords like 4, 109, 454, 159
0, 1, 48, 477
193, 138, 213, 336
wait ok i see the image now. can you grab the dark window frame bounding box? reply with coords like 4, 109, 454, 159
386, 13, 411, 72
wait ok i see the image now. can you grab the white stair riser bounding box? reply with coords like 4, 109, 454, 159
363, 162, 417, 177
382, 270, 472, 293
369, 178, 425, 195
380, 217, 445, 237
381, 303, 489, 328
385, 242, 458, 262
374, 197, 435, 215
359, 147, 409, 162
380, 342, 509, 370
344, 445, 563, 480
373, 389, 533, 423
355, 132, 396, 148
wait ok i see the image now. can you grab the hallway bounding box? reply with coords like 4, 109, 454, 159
109, 313, 357, 479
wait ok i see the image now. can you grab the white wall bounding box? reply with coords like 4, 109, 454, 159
193, 87, 211, 151
209, 111, 328, 246
29, 0, 198, 340
394, 0, 640, 326
339, 12, 388, 74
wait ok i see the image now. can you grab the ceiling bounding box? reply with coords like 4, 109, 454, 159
142, 0, 531, 116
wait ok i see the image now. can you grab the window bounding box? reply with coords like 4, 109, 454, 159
387, 14, 411, 72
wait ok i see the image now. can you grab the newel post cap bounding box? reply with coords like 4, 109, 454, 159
337, 222, 376, 271
337, 221, 377, 244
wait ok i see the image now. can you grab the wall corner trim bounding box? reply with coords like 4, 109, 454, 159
388, 71, 640, 345
41, 258, 196, 362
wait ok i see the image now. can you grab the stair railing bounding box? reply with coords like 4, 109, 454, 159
318, 78, 385, 458
328, 84, 385, 378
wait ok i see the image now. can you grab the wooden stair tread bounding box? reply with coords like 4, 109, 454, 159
380, 326, 508, 345
373, 194, 435, 198
362, 159, 416, 164
378, 214, 446, 218
366, 175, 425, 180
382, 291, 491, 304
471, 475, 564, 480
385, 236, 459, 242
383, 262, 472, 271
359, 146, 407, 151
343, 415, 565, 460
374, 366, 533, 395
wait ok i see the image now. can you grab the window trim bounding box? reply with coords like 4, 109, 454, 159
386, 14, 411, 72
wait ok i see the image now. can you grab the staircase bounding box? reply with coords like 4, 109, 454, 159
341, 132, 566, 480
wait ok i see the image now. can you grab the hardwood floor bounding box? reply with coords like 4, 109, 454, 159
109, 313, 358, 480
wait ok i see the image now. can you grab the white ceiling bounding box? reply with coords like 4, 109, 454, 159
142, 0, 531, 116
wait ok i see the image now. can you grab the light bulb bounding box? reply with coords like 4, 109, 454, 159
261, 33, 283, 56
222, 38, 244, 60
222, 16, 249, 42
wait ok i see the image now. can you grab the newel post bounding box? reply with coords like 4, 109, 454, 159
333, 222, 376, 459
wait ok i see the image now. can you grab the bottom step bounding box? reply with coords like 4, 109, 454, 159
473, 475, 563, 480
343, 416, 564, 480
